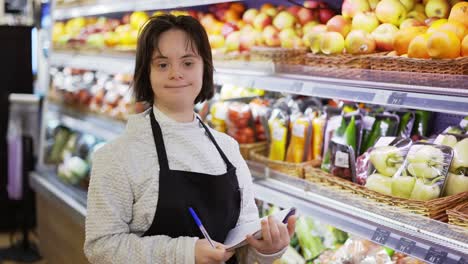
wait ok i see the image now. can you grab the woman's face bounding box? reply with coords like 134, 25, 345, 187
150, 29, 204, 110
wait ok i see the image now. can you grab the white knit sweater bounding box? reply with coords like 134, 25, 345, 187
84, 107, 285, 264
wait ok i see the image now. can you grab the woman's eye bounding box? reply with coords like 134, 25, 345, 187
158, 63, 168, 69
184, 61, 193, 67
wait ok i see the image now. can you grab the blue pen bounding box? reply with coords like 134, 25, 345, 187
189, 207, 216, 248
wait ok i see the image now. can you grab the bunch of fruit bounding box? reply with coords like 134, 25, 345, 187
303, 0, 467, 57
203, 1, 336, 52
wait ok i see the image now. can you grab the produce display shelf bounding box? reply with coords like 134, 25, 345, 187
50, 52, 468, 116
53, 0, 241, 20
47, 101, 125, 141
249, 164, 468, 264
29, 170, 87, 226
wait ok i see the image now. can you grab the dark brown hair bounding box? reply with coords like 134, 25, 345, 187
132, 14, 214, 105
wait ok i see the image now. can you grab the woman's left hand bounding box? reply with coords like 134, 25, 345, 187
245, 215, 297, 255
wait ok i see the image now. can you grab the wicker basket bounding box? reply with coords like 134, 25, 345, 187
249, 145, 321, 178
250, 46, 307, 64
369, 55, 468, 75
447, 201, 468, 229
304, 166, 468, 221
239, 141, 268, 160
305, 53, 371, 69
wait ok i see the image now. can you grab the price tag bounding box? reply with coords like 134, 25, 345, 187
458, 258, 466, 264
371, 228, 390, 245
387, 92, 407, 105
396, 237, 416, 254
374, 137, 396, 148
272, 127, 286, 141
424, 247, 448, 264
290, 81, 304, 93
363, 116, 375, 130
335, 151, 349, 168
292, 123, 305, 137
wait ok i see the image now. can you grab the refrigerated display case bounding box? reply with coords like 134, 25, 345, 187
31, 0, 467, 263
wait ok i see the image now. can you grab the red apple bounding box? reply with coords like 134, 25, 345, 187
253, 13, 273, 30
399, 18, 426, 29
221, 22, 239, 38
242, 8, 259, 25
304, 0, 320, 9
311, 24, 328, 32
239, 30, 257, 51
297, 7, 317, 25
287, 6, 301, 17
319, 8, 335, 24
326, 15, 352, 37
273, 11, 297, 30
342, 0, 371, 19
371, 23, 399, 51
262, 25, 281, 46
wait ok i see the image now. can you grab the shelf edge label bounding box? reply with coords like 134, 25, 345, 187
396, 237, 416, 254
371, 228, 390, 245
424, 247, 448, 264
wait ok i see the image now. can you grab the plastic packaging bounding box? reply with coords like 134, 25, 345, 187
396, 111, 415, 138
361, 113, 400, 154
268, 108, 290, 161
208, 101, 228, 133
444, 138, 468, 196
226, 102, 256, 144
392, 143, 454, 200
286, 115, 313, 163
312, 114, 326, 161
410, 110, 432, 141
329, 141, 357, 181
323, 237, 392, 264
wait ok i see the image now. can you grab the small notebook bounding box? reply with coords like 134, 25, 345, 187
224, 207, 296, 251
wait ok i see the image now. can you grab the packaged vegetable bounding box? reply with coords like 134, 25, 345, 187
365, 173, 393, 195
433, 134, 458, 147
393, 143, 454, 200
286, 115, 313, 163
312, 115, 326, 161
322, 116, 345, 172
209, 101, 228, 133
249, 98, 270, 142
410, 110, 432, 141
57, 156, 89, 185
326, 237, 389, 264
443, 138, 468, 196
329, 141, 357, 181
361, 113, 400, 154
396, 111, 415, 138
295, 216, 326, 261
268, 108, 290, 161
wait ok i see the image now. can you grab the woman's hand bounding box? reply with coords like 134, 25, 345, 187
195, 239, 235, 264
246, 215, 297, 255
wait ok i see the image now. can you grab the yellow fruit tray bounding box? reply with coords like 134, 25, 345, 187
304, 166, 468, 221
447, 201, 468, 229
249, 145, 321, 179
368, 55, 468, 75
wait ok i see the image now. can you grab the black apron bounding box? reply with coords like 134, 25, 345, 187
143, 110, 241, 264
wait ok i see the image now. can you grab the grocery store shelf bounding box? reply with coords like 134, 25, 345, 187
50, 52, 468, 115
250, 166, 468, 264
30, 170, 87, 227
53, 0, 241, 20
47, 101, 125, 141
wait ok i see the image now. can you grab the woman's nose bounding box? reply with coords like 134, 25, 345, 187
168, 66, 183, 80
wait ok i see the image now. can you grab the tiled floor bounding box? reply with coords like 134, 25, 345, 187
0, 232, 46, 264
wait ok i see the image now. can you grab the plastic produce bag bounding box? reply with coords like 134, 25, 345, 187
286, 115, 313, 163
396, 110, 415, 138
329, 141, 357, 181
324, 237, 390, 264
361, 113, 400, 154
392, 143, 454, 200
268, 108, 290, 161
444, 138, 468, 196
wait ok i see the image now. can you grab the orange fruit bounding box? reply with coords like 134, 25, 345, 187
448, 1, 468, 28
427, 30, 461, 58
408, 34, 431, 58
462, 34, 468, 56
393, 26, 428, 55
438, 21, 467, 40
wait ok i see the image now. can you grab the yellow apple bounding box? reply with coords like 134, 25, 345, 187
345, 29, 377, 54
342, 0, 371, 19
400, 0, 415, 11
406, 11, 427, 22
425, 0, 450, 19
327, 15, 352, 37
400, 18, 426, 29
352, 12, 380, 33
376, 0, 408, 26
320, 32, 345, 54
371, 23, 400, 51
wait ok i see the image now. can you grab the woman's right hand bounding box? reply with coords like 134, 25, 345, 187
195, 239, 234, 264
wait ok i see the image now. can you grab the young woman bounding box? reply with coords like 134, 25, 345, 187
84, 14, 296, 264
